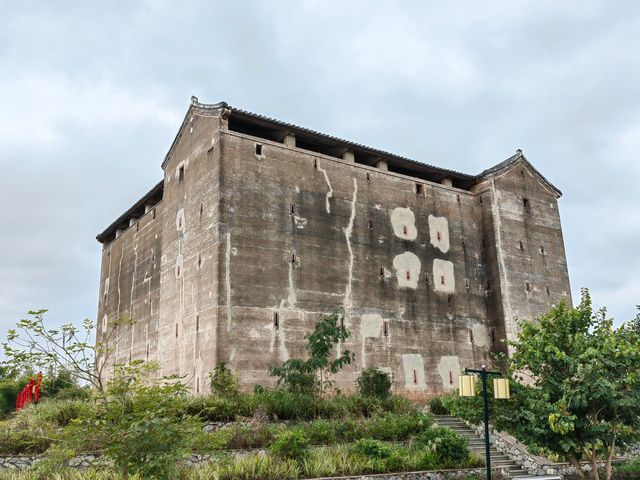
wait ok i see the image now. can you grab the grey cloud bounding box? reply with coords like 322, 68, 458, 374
1, 0, 638, 343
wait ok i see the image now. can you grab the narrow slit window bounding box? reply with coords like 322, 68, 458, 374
176, 265, 181, 277
379, 267, 384, 277
273, 312, 279, 329
196, 315, 200, 332
470, 329, 474, 343
546, 285, 550, 296
146, 344, 149, 359
465, 278, 470, 290
449, 371, 453, 384
491, 329, 496, 343
313, 159, 318, 169
199, 203, 204, 219
402, 225, 408, 235
383, 321, 388, 337
440, 275, 445, 285
290, 204, 295, 215
291, 253, 296, 264
540, 245, 546, 256
405, 271, 411, 281
255, 143, 263, 155
366, 172, 371, 182
368, 219, 373, 230
197, 254, 202, 269
196, 377, 200, 393
519, 241, 524, 251
523, 197, 531, 212
178, 165, 185, 182
525, 282, 531, 292
486, 280, 491, 290
175, 324, 178, 338
152, 208, 156, 220
436, 231, 442, 241
413, 370, 418, 384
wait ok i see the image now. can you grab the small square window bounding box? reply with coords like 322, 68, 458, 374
416, 183, 424, 194
523, 197, 531, 212
255, 144, 263, 155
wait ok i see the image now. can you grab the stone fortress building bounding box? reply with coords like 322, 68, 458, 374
96, 97, 571, 397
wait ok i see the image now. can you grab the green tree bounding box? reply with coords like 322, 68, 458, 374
2, 309, 133, 392
503, 290, 640, 480
60, 360, 198, 479
270, 309, 354, 395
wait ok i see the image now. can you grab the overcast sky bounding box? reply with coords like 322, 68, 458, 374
1, 0, 638, 340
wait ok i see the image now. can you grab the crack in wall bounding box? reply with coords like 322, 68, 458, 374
317, 163, 333, 214
225, 232, 232, 333
343, 177, 358, 311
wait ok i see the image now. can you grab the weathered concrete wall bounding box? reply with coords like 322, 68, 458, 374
216, 130, 497, 396
473, 160, 572, 348
96, 201, 163, 380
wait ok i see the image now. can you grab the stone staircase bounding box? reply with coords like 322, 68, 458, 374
433, 415, 531, 478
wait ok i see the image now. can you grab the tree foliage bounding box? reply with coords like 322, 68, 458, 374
356, 367, 392, 398
59, 360, 198, 479
1, 309, 132, 392
270, 309, 354, 395
501, 290, 640, 480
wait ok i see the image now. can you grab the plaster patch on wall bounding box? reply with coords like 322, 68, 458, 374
287, 258, 297, 309
174, 160, 189, 181
248, 328, 261, 340
433, 259, 455, 293
225, 233, 232, 333
101, 314, 108, 334
293, 215, 308, 229
343, 178, 357, 310
316, 163, 333, 213
472, 323, 489, 347
392, 252, 421, 289
103, 277, 110, 300
428, 215, 449, 253
360, 314, 383, 369
390, 207, 417, 240
175, 254, 184, 279
402, 354, 426, 390
176, 208, 185, 232
437, 356, 461, 392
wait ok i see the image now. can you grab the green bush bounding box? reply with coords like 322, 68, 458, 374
428, 396, 450, 415
356, 367, 392, 398
352, 438, 393, 458
208, 362, 239, 398
60, 361, 199, 480
415, 427, 470, 465
269, 429, 309, 461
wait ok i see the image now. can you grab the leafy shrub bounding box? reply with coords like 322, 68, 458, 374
208, 362, 239, 398
60, 361, 199, 480
428, 396, 450, 415
356, 367, 392, 398
415, 427, 470, 465
269, 429, 309, 461
352, 438, 393, 458
306, 419, 338, 444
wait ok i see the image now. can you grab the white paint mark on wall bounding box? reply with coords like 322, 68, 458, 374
287, 258, 297, 309
428, 215, 450, 253
343, 178, 358, 310
176, 208, 185, 232
360, 314, 383, 369
433, 259, 455, 293
472, 323, 489, 347
225, 232, 232, 333
390, 207, 417, 240
175, 254, 184, 279
437, 355, 461, 392
402, 354, 426, 390
317, 163, 333, 213
392, 252, 421, 289
293, 215, 308, 229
